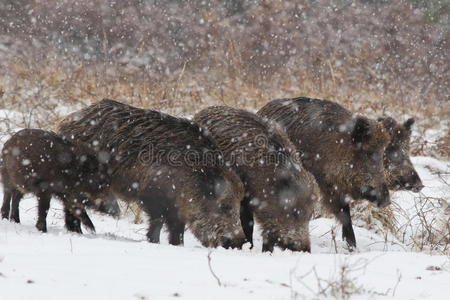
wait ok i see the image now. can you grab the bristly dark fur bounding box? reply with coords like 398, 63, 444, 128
258, 97, 391, 250
59, 99, 217, 163
194, 106, 318, 253
58, 99, 246, 248
1, 129, 111, 233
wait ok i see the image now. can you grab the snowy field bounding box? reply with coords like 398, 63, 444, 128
1, 156, 449, 300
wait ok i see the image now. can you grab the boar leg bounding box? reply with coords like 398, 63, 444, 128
64, 207, 83, 234
1, 189, 12, 219
9, 189, 24, 223
147, 217, 164, 243
240, 198, 254, 248
166, 212, 185, 246
78, 208, 96, 233
262, 232, 276, 253
337, 204, 356, 251
140, 191, 167, 243
35, 193, 51, 232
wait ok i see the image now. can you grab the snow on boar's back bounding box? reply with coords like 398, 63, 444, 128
378, 117, 423, 192
1, 129, 111, 233
194, 106, 318, 253
58, 99, 246, 249
258, 97, 391, 250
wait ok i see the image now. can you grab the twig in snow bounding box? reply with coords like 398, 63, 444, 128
331, 224, 338, 254
207, 250, 222, 287
391, 269, 402, 297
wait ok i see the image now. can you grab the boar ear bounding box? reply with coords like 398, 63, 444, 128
404, 118, 415, 131
352, 117, 371, 145
378, 117, 396, 133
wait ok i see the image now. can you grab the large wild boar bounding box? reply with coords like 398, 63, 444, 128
258, 97, 391, 250
1, 129, 111, 233
378, 117, 423, 192
194, 106, 318, 252
58, 99, 246, 248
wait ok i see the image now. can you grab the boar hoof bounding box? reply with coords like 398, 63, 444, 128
36, 221, 47, 233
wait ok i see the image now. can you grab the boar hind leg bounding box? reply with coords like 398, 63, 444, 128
147, 217, 164, 243
64, 207, 83, 234
337, 204, 356, 251
10, 189, 24, 223
141, 191, 169, 243
1, 189, 12, 219
240, 198, 254, 248
262, 232, 276, 253
78, 208, 96, 233
166, 212, 185, 246
36, 193, 51, 232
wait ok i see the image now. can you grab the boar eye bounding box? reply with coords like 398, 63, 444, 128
386, 146, 402, 162
367, 152, 380, 161
390, 152, 402, 162
219, 204, 233, 215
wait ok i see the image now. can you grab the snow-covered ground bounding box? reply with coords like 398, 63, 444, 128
1, 157, 449, 300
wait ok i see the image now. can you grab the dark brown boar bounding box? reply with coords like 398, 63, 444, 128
193, 106, 318, 252
1, 129, 111, 233
379, 117, 423, 192
258, 97, 391, 250
58, 99, 246, 248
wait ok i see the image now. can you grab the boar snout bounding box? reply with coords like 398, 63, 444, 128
403, 172, 424, 193
361, 184, 390, 208
221, 234, 246, 249
411, 183, 424, 193
97, 197, 121, 218
283, 241, 311, 253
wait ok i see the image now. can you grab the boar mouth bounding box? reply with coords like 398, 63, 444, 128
279, 241, 311, 253
221, 235, 246, 249
410, 184, 424, 193
392, 177, 424, 193
360, 185, 390, 208
376, 198, 391, 208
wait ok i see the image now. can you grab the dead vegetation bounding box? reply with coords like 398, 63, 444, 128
0, 51, 447, 157
397, 194, 450, 253
291, 257, 403, 299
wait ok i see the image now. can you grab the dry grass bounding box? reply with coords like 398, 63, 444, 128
291, 257, 402, 299
395, 193, 450, 253
0, 52, 447, 157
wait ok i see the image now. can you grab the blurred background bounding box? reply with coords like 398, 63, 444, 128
0, 0, 448, 157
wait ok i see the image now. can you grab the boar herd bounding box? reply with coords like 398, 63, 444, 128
0, 97, 423, 252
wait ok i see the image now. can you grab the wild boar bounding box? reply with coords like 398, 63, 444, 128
194, 106, 317, 252
58, 99, 246, 248
258, 97, 391, 250
1, 129, 111, 233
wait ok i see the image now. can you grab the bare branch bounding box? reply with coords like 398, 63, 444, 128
207, 250, 222, 287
